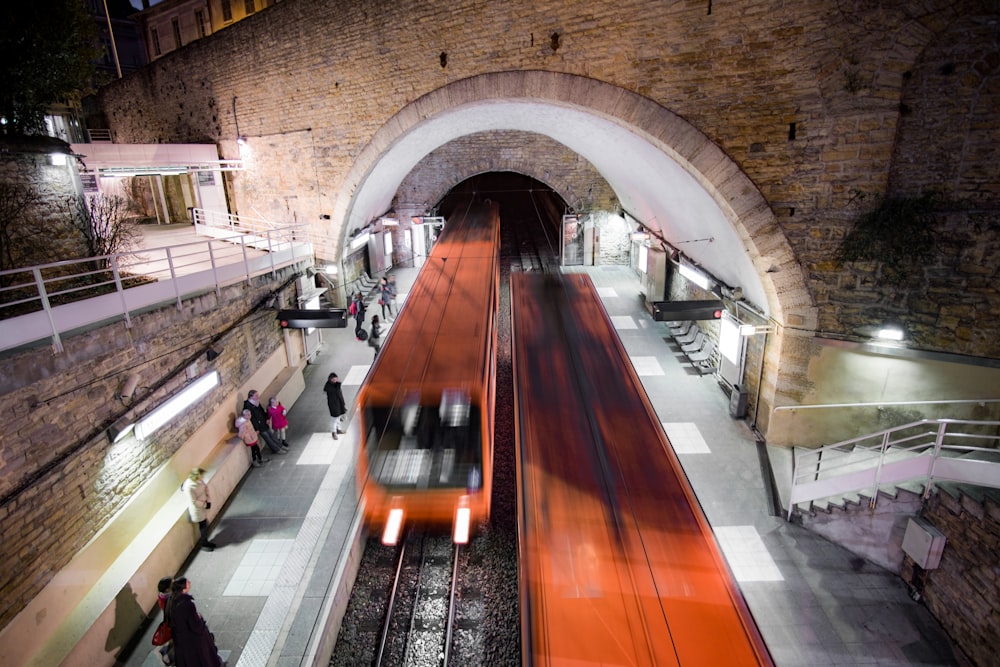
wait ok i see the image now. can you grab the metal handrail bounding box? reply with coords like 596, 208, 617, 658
787, 418, 1000, 520
773, 398, 1000, 411
0, 223, 313, 353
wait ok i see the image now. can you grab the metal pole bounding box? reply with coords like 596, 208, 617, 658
102, 0, 123, 78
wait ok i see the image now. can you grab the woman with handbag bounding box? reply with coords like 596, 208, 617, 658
167, 577, 223, 667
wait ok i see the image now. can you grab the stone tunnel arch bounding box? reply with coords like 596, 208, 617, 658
333, 70, 813, 331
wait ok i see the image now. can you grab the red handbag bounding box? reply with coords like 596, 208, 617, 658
152, 620, 172, 646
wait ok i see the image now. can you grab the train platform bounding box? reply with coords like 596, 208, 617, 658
119, 262, 960, 667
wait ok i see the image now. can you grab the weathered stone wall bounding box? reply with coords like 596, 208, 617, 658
0, 145, 88, 270
901, 492, 1000, 667
397, 131, 618, 216
0, 267, 297, 629
98, 0, 1000, 362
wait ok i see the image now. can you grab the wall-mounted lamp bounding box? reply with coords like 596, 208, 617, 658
236, 136, 247, 145
107, 417, 135, 444
678, 263, 714, 291
50, 153, 67, 166
875, 326, 905, 342
134, 371, 220, 440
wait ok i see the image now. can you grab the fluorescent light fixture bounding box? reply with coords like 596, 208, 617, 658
350, 232, 370, 250
679, 263, 713, 290
107, 418, 135, 443
876, 327, 905, 341
323, 264, 338, 274
453, 505, 471, 545
719, 317, 742, 364
381, 217, 399, 226
134, 371, 219, 440
382, 508, 404, 545
739, 324, 756, 336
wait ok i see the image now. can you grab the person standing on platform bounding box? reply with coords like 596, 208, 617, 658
243, 390, 286, 455
369, 315, 382, 359
157, 577, 175, 665
379, 277, 395, 319
182, 468, 217, 552
166, 577, 223, 667
324, 372, 347, 440
267, 396, 290, 448
351, 292, 367, 340
237, 409, 268, 467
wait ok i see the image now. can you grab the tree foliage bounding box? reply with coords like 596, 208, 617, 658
0, 0, 102, 136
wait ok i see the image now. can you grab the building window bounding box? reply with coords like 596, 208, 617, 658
195, 10, 207, 38
221, 0, 233, 22
151, 27, 161, 56
172, 17, 182, 50
245, 0, 255, 15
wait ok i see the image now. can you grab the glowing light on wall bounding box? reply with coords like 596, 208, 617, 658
350, 232, 370, 250
384, 231, 393, 256
679, 263, 713, 290
719, 316, 741, 364
135, 371, 220, 440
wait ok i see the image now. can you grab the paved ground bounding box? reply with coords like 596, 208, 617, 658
119, 258, 962, 667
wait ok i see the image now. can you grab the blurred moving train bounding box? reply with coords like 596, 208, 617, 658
355, 199, 500, 545
512, 272, 773, 666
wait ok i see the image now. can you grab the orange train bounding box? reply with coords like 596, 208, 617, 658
354, 199, 500, 545
512, 272, 774, 666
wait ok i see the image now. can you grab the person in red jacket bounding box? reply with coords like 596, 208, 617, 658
267, 396, 290, 448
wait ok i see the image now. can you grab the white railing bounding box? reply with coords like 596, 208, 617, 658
0, 224, 313, 354
787, 419, 1000, 520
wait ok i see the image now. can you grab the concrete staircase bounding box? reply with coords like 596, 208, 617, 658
786, 442, 1000, 573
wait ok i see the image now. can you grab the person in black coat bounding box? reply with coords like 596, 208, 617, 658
324, 372, 347, 440
351, 292, 367, 339
243, 390, 287, 454
167, 577, 222, 667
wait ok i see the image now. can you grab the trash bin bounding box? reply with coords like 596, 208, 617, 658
729, 384, 749, 418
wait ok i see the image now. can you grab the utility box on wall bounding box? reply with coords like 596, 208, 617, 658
901, 517, 946, 569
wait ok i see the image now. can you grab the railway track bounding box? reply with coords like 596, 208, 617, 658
332, 184, 559, 667
332, 531, 488, 667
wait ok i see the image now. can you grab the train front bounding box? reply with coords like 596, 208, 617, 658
355, 200, 499, 545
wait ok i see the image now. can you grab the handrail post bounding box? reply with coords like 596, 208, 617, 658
787, 451, 800, 521
241, 235, 252, 285
110, 255, 133, 329
924, 421, 949, 499
34, 267, 64, 354
166, 247, 182, 309
267, 228, 277, 276
207, 241, 222, 297
869, 430, 892, 510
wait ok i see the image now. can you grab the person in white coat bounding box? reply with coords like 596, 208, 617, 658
182, 468, 217, 552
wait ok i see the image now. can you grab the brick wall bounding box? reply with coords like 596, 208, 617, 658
0, 268, 296, 629
901, 492, 1000, 667
98, 0, 1000, 360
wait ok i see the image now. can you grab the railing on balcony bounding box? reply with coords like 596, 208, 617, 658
787, 417, 1000, 520
0, 223, 313, 354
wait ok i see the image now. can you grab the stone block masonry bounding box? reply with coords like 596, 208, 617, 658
0, 266, 300, 631
902, 491, 1000, 667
